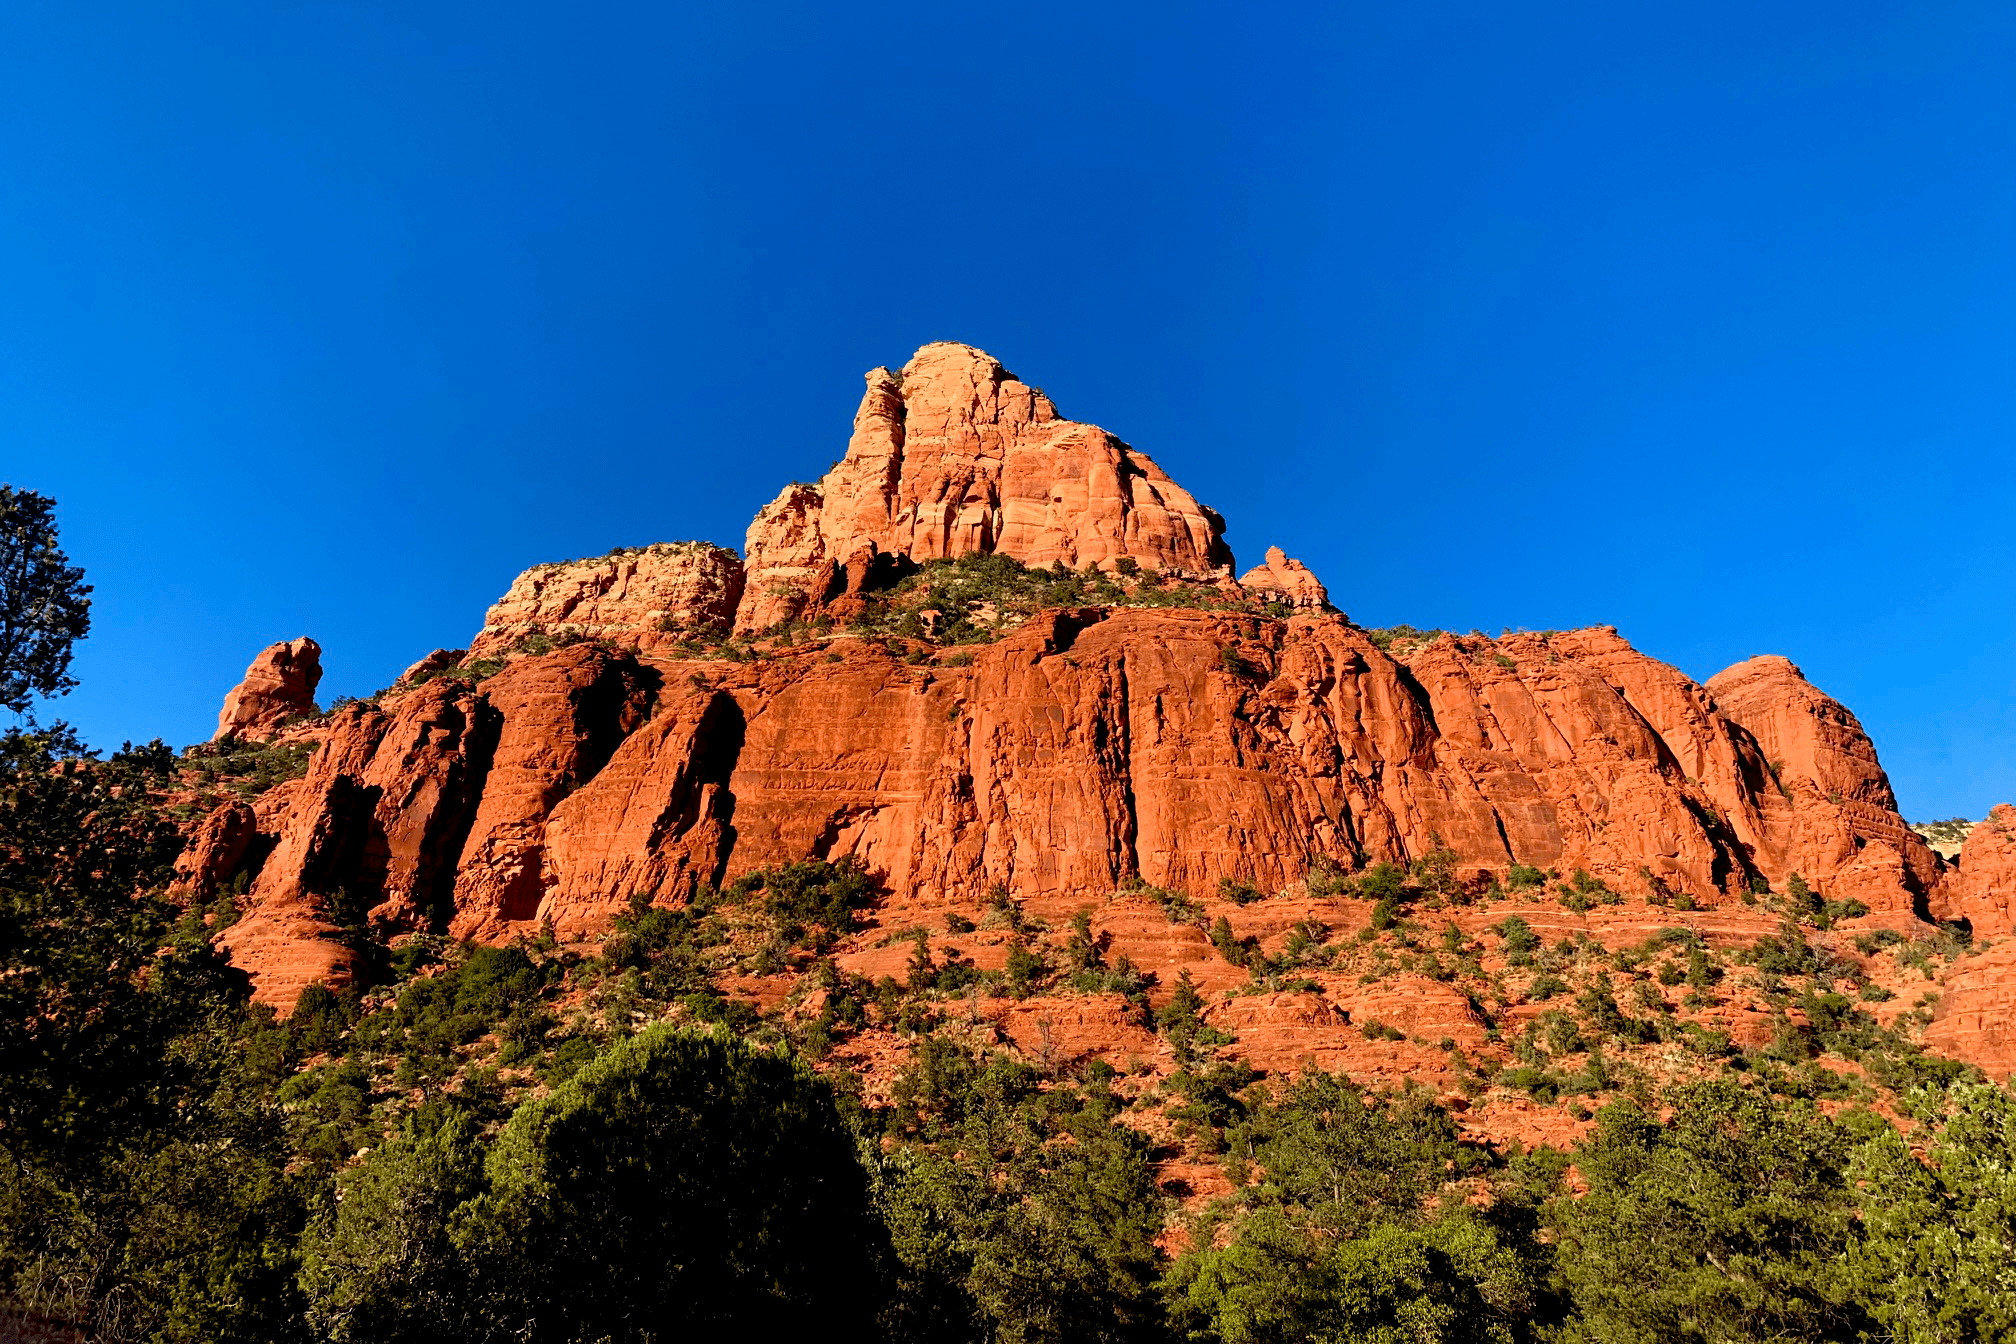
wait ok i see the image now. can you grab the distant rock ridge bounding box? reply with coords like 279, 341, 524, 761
188, 341, 1996, 1082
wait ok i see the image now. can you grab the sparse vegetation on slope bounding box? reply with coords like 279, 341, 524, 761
10, 719, 2016, 1343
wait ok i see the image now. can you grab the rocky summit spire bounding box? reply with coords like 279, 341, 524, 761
736, 342, 1232, 632
214, 637, 321, 741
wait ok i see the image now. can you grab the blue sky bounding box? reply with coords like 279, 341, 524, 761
2, 1, 2010, 819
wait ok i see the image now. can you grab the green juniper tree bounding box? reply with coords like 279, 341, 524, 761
1166, 1074, 1550, 1344
0, 486, 92, 719
1848, 1082, 2016, 1343
454, 1024, 885, 1340
1545, 1080, 1869, 1344
0, 491, 302, 1342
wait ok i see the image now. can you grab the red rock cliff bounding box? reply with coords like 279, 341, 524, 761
217, 613, 1941, 1007
1703, 654, 1940, 911
199, 345, 1955, 1009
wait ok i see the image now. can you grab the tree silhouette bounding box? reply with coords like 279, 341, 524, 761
0, 487, 91, 717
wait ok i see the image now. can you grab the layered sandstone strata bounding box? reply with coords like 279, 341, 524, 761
215, 611, 1941, 1006
1925, 940, 2016, 1076
193, 342, 1957, 1022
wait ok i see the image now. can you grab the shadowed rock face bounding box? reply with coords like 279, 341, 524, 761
197, 341, 1978, 1054
215, 637, 322, 741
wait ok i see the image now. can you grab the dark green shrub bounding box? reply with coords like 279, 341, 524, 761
1496, 915, 1541, 963
1548, 1082, 1868, 1343
1004, 938, 1045, 998
1217, 876, 1267, 905
726, 855, 881, 953
454, 1025, 883, 1337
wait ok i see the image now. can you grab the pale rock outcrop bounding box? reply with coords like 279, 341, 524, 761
215, 637, 321, 741
471, 543, 744, 654
737, 486, 830, 634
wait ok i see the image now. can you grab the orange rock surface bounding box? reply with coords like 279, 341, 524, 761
470, 542, 743, 654
215, 608, 1947, 1011
1925, 939, 2016, 1077
1933, 803, 2016, 937
195, 336, 1987, 1115
1704, 654, 1941, 912
1237, 546, 1330, 610
173, 799, 259, 896
214, 637, 321, 741
738, 343, 1231, 632
447, 646, 659, 937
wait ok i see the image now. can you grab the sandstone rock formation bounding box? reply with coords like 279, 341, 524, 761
173, 799, 259, 896
1238, 547, 1330, 610
1703, 654, 1940, 912
194, 344, 1960, 1016
1925, 939, 2016, 1077
217, 678, 497, 1002
738, 343, 1231, 632
1933, 803, 2016, 937
470, 543, 743, 654
214, 637, 321, 741
447, 646, 660, 938
214, 608, 1946, 1008
399, 648, 467, 686
1920, 804, 2016, 1082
